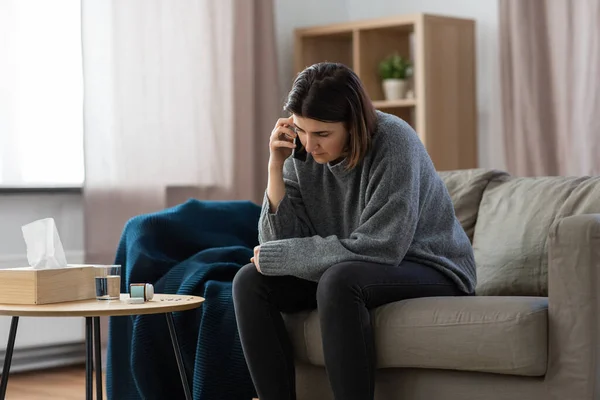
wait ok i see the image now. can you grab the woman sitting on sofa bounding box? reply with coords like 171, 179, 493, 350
232, 62, 476, 400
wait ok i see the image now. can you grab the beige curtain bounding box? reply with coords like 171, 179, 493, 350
82, 0, 279, 264
499, 0, 600, 177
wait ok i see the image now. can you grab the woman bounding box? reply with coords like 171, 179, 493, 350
232, 62, 476, 400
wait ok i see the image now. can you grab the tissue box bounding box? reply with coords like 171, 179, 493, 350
0, 265, 96, 305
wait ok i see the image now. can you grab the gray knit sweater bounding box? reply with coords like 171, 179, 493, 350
258, 111, 476, 294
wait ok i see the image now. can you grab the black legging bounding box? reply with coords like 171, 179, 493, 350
232, 259, 464, 400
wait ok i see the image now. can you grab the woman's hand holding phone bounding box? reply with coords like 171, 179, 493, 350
268, 116, 297, 169
266, 116, 295, 213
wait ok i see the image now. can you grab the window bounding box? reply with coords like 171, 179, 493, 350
0, 0, 84, 188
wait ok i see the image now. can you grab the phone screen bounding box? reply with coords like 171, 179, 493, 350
292, 135, 307, 162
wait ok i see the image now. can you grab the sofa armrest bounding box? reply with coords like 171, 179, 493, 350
547, 214, 600, 399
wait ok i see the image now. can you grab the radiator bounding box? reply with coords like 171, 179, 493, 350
0, 342, 85, 373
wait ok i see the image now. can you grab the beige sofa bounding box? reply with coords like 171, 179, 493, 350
283, 169, 600, 400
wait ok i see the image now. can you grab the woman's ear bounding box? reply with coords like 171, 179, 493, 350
342, 130, 352, 154
345, 127, 352, 143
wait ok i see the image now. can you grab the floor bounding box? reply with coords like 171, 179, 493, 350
4, 365, 105, 400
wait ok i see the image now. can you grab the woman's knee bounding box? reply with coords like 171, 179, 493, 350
316, 261, 362, 304
232, 263, 262, 303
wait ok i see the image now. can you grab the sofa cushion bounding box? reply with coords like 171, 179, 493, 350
473, 175, 600, 296
284, 296, 548, 377
437, 169, 509, 242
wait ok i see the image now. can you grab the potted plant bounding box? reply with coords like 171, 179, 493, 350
378, 53, 413, 101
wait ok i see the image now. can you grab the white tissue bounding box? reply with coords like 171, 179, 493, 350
21, 218, 68, 269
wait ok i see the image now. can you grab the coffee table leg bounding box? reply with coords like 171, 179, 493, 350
85, 317, 93, 400
93, 317, 103, 400
0, 316, 19, 400
165, 312, 192, 400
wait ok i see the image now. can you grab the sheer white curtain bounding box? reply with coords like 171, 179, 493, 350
499, 0, 600, 176
0, 0, 84, 187
82, 0, 280, 263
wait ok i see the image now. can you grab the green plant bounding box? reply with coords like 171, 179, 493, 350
378, 53, 413, 80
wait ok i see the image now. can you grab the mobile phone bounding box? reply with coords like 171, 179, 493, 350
292, 135, 307, 162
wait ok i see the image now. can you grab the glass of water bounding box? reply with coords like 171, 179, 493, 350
94, 265, 122, 300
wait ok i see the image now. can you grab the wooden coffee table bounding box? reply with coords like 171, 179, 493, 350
0, 293, 204, 400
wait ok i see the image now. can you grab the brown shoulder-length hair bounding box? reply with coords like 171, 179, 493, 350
283, 62, 377, 170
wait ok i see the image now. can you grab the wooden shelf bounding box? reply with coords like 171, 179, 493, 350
296, 14, 426, 36
372, 99, 416, 108
294, 13, 478, 171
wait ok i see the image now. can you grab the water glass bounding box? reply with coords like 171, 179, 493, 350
94, 265, 121, 300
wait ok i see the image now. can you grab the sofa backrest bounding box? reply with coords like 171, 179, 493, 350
440, 169, 600, 297
472, 174, 600, 296
438, 169, 509, 242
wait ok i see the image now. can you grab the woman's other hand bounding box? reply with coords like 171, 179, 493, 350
250, 245, 261, 272
268, 115, 296, 169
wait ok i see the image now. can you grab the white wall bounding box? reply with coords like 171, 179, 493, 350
0, 193, 84, 265
275, 0, 505, 170
274, 0, 349, 101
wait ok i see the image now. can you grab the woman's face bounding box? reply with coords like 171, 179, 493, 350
292, 115, 349, 164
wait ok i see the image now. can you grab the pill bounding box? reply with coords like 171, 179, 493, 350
125, 297, 145, 304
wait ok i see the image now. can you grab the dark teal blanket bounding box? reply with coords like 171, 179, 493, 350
106, 199, 260, 400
